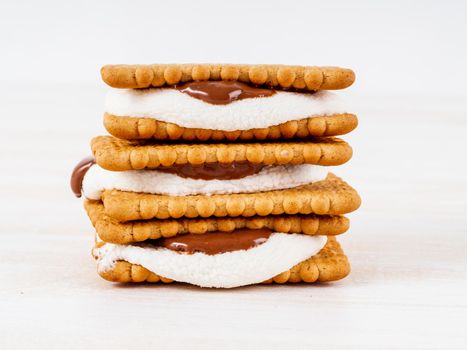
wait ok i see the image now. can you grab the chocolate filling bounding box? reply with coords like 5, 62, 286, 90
157, 162, 265, 180
71, 157, 264, 198
70, 156, 95, 198
155, 228, 272, 255
175, 80, 276, 105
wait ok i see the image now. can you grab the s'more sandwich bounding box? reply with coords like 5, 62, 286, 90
71, 64, 360, 288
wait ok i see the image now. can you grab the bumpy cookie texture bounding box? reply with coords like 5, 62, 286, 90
91, 136, 353, 171
101, 64, 355, 91
100, 173, 361, 221
85, 200, 349, 244
104, 113, 358, 141
95, 237, 350, 284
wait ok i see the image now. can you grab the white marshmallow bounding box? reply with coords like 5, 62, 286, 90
105, 88, 349, 131
82, 164, 328, 199
94, 233, 327, 288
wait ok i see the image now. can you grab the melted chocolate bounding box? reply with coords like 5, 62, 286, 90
175, 80, 275, 105
157, 162, 265, 180
70, 156, 95, 198
156, 228, 272, 255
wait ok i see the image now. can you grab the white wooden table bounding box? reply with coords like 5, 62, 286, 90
1, 85, 466, 349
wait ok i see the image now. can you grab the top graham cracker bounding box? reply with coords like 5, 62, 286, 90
101, 64, 355, 91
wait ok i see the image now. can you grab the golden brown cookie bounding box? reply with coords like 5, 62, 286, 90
85, 200, 349, 244
91, 136, 353, 171
104, 113, 358, 141
99, 173, 361, 222
101, 64, 355, 91
94, 236, 350, 284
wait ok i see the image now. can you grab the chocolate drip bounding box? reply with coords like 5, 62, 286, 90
156, 228, 272, 255
175, 80, 275, 105
157, 162, 265, 180
70, 156, 95, 198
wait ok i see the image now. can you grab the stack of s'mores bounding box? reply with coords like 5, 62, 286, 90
71, 63, 361, 288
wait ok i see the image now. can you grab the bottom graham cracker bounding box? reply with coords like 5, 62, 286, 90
93, 236, 349, 285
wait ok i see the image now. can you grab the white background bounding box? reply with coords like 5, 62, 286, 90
1, 0, 467, 97
0, 1, 466, 349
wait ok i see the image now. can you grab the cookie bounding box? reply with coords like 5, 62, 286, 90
85, 200, 349, 244
94, 236, 350, 284
91, 136, 353, 171
99, 173, 361, 221
103, 113, 358, 141
101, 64, 355, 91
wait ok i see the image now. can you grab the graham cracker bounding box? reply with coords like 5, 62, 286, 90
91, 136, 353, 171
104, 113, 358, 141
99, 173, 361, 221
94, 236, 350, 285
101, 64, 355, 91
85, 200, 349, 244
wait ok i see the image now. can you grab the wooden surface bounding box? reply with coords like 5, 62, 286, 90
0, 85, 466, 349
